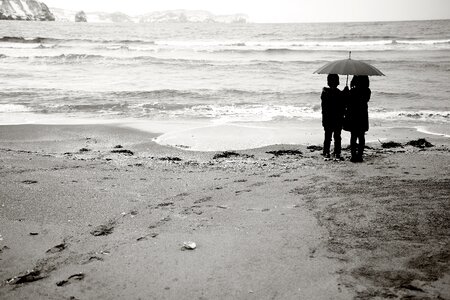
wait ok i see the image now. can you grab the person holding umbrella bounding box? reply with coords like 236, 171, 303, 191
314, 52, 384, 162
343, 75, 371, 162
320, 74, 345, 161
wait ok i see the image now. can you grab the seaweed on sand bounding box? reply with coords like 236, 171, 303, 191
379, 140, 403, 149
111, 149, 134, 155
406, 138, 434, 148
213, 151, 240, 159
266, 149, 303, 157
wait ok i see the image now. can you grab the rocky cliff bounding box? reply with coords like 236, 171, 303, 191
0, 0, 54, 21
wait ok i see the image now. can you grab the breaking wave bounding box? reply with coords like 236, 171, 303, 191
0, 104, 32, 112
2, 35, 450, 53
0, 36, 156, 44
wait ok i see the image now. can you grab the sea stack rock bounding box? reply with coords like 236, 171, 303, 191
75, 10, 86, 22
0, 0, 55, 21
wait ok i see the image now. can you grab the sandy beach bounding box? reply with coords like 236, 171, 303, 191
0, 124, 449, 299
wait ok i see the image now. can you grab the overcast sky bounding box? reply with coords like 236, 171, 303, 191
44, 0, 450, 23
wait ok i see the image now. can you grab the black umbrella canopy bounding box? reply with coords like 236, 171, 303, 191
314, 52, 385, 76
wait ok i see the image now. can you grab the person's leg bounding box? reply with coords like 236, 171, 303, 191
350, 132, 357, 162
333, 129, 342, 159
358, 132, 365, 161
323, 128, 332, 158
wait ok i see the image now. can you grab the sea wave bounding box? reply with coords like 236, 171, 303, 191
0, 88, 318, 102
393, 39, 450, 45
105, 89, 319, 101
3, 93, 448, 124
374, 91, 423, 100
0, 36, 156, 44
2, 35, 450, 52
0, 36, 48, 43
0, 53, 330, 68
371, 110, 450, 122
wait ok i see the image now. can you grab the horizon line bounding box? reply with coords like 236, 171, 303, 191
46, 7, 450, 24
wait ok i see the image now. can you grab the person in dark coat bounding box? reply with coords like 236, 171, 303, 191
321, 74, 345, 161
343, 75, 371, 162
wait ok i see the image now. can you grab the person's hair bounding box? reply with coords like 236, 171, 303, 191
350, 76, 358, 89
327, 74, 339, 88
358, 76, 370, 88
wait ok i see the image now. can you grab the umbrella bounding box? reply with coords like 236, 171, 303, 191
314, 52, 384, 85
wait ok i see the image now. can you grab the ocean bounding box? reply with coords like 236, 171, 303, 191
0, 19, 449, 150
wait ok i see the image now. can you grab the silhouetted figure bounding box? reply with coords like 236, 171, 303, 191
321, 74, 345, 161
343, 76, 371, 162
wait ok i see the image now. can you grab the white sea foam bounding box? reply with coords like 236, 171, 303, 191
415, 126, 450, 138
0, 42, 40, 49
0, 104, 31, 112
370, 110, 450, 123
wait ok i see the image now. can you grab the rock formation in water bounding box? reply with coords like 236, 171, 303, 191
0, 0, 54, 21
74, 10, 86, 22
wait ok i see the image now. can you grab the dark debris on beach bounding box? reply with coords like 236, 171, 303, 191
213, 151, 241, 159
111, 149, 134, 155
306, 145, 323, 152
377, 138, 434, 149
266, 149, 303, 157
158, 156, 182, 162
379, 140, 403, 149
406, 138, 434, 148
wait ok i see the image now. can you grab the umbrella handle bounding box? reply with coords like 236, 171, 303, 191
346, 75, 348, 87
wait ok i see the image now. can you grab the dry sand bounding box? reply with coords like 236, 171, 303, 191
0, 124, 449, 299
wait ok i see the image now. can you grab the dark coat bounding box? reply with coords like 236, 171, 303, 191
343, 87, 371, 132
321, 87, 345, 130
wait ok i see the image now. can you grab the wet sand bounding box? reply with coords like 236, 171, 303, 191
0, 124, 449, 299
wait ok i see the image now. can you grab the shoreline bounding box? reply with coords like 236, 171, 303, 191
0, 123, 449, 299
0, 117, 448, 152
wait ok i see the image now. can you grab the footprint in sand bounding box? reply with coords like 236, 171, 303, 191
194, 196, 212, 204
7, 270, 46, 285
46, 242, 67, 254
283, 178, 299, 182
56, 273, 85, 287
181, 206, 203, 215
268, 174, 281, 178
234, 179, 247, 183
148, 216, 171, 229
137, 233, 158, 241
22, 180, 38, 184
309, 247, 317, 258
157, 202, 174, 208
235, 189, 251, 195
90, 221, 116, 236
82, 255, 104, 264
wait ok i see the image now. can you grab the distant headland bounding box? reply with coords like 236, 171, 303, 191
0, 0, 248, 23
